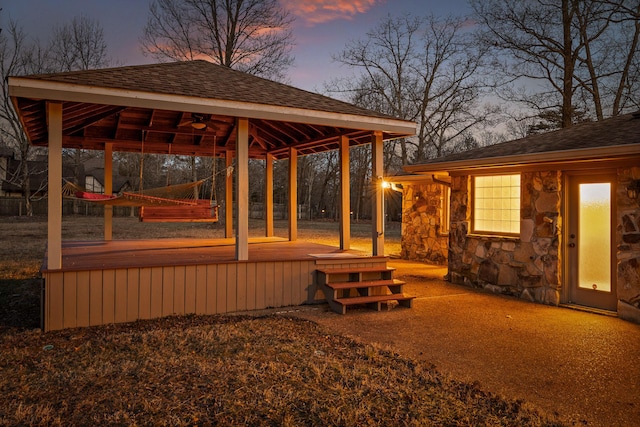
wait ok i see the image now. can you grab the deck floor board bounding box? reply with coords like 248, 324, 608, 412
44, 238, 372, 272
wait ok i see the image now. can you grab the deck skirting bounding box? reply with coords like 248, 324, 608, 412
42, 255, 388, 331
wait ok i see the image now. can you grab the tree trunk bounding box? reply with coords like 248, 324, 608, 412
19, 146, 32, 217
612, 4, 640, 116
562, 0, 575, 128
191, 156, 198, 199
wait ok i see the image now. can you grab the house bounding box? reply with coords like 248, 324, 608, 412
8, 60, 417, 331
81, 157, 132, 194
400, 112, 640, 323
0, 148, 55, 198
0, 149, 129, 200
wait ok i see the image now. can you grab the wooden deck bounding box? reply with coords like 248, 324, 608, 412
42, 237, 365, 272
41, 238, 389, 331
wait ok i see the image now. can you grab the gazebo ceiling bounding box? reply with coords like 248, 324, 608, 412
9, 61, 416, 159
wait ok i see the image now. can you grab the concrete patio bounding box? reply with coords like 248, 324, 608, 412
294, 259, 640, 427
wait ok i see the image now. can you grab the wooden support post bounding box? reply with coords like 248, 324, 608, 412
339, 135, 350, 250
236, 118, 249, 260
265, 153, 274, 237
288, 147, 297, 241
47, 102, 63, 270
104, 142, 113, 241
225, 149, 233, 238
371, 131, 384, 256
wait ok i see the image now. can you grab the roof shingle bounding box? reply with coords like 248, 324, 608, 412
410, 111, 640, 168
23, 60, 396, 121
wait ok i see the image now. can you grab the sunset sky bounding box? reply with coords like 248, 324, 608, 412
2, 0, 472, 91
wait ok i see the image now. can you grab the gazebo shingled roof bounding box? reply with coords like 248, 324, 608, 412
9, 60, 416, 159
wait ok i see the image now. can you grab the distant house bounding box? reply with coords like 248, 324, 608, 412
82, 158, 132, 194
398, 111, 640, 323
0, 148, 60, 198
0, 149, 130, 198
0, 147, 15, 197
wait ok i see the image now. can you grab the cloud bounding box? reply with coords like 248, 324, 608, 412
282, 0, 383, 25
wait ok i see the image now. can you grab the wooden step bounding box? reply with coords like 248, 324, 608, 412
317, 267, 395, 286
316, 264, 414, 315
324, 278, 405, 291
332, 293, 415, 314
317, 266, 395, 275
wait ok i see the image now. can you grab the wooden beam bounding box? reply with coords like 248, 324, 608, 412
288, 147, 297, 241
236, 118, 249, 260
265, 153, 274, 237
225, 150, 233, 238
267, 129, 371, 158
47, 102, 63, 270
9, 77, 418, 136
339, 135, 350, 250
371, 131, 384, 256
63, 105, 127, 134
104, 142, 113, 241
58, 135, 262, 158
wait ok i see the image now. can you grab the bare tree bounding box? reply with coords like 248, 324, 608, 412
313, 151, 339, 219
141, 0, 295, 81
48, 15, 110, 72
0, 22, 42, 216
471, 0, 640, 127
331, 14, 492, 164
0, 17, 111, 216
575, 1, 640, 118
49, 16, 112, 212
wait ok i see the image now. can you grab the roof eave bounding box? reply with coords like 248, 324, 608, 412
383, 174, 451, 184
404, 144, 640, 174
8, 77, 417, 138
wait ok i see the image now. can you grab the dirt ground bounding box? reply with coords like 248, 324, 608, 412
291, 259, 640, 427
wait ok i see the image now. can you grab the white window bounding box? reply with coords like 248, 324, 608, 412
473, 174, 520, 235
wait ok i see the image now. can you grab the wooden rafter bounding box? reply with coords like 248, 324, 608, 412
63, 105, 127, 135
15, 98, 409, 160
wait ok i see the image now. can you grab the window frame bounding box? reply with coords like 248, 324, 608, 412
471, 173, 521, 237
439, 185, 450, 235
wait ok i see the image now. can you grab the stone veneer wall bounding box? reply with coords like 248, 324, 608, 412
448, 171, 562, 305
617, 166, 640, 323
400, 183, 448, 264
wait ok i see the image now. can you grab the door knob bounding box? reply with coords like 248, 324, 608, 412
568, 243, 575, 248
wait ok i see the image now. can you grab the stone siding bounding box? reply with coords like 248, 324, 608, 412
617, 166, 640, 323
400, 183, 448, 265
448, 171, 562, 305
401, 167, 640, 321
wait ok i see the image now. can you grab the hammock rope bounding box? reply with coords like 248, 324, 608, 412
64, 131, 225, 209
62, 179, 208, 207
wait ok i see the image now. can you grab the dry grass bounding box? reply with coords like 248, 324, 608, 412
0, 216, 563, 426
0, 314, 562, 426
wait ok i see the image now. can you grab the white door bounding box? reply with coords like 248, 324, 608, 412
567, 173, 617, 311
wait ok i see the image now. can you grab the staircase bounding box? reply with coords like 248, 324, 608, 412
317, 266, 415, 314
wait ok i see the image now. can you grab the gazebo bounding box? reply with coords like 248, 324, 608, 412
9, 61, 417, 330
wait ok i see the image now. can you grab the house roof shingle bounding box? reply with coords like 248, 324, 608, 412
405, 111, 640, 173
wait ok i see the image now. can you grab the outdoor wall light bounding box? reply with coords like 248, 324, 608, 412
381, 179, 402, 192
627, 179, 640, 200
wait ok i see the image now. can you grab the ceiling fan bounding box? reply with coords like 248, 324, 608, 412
178, 113, 219, 131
